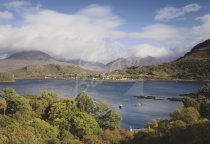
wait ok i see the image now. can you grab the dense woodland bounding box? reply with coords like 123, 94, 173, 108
0, 83, 210, 144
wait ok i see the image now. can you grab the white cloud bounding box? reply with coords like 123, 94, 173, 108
110, 30, 127, 39
155, 3, 202, 21
128, 44, 173, 58
78, 5, 112, 18
193, 14, 210, 40
183, 3, 202, 13
120, 12, 210, 58
0, 5, 124, 63
0, 11, 13, 19
111, 41, 124, 49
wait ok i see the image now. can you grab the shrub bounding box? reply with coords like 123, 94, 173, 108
170, 107, 200, 124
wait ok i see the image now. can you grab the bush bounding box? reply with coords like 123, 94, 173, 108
170, 107, 200, 124
182, 97, 200, 110
76, 92, 95, 114
199, 83, 210, 97
30, 118, 59, 140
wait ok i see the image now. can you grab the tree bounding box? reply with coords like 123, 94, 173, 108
83, 135, 105, 144
170, 107, 200, 124
41, 90, 59, 104
70, 112, 101, 138
59, 129, 82, 144
0, 115, 38, 144
30, 97, 49, 118
47, 101, 68, 125
0, 88, 32, 115
96, 109, 121, 130
30, 118, 59, 140
3, 87, 16, 96
76, 92, 95, 114
94, 100, 110, 116
155, 119, 186, 137
182, 97, 200, 110
199, 83, 210, 97
30, 90, 59, 119
93, 100, 121, 130
146, 119, 160, 130
200, 101, 210, 119
75, 93, 121, 130
99, 129, 134, 144
47, 99, 78, 127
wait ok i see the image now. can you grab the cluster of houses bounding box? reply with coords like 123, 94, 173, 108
44, 73, 141, 81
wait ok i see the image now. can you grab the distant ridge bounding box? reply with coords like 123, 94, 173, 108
7, 50, 53, 61
0, 50, 77, 72
111, 39, 210, 81
106, 56, 163, 71
65, 56, 164, 72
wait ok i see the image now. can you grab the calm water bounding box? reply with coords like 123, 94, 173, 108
0, 79, 203, 128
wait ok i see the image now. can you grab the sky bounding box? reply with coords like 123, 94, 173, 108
0, 0, 210, 63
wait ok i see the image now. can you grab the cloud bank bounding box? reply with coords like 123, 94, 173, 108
0, 1, 209, 63
0, 3, 124, 62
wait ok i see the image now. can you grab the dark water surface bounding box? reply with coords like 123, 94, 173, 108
0, 79, 203, 128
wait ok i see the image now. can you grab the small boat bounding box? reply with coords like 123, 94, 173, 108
135, 103, 142, 108
119, 104, 123, 109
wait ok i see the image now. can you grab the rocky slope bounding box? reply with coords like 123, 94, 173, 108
105, 56, 163, 71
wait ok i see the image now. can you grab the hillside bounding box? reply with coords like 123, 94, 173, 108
106, 56, 163, 71
12, 64, 100, 79
177, 39, 210, 61
111, 39, 210, 81
0, 50, 101, 79
0, 50, 102, 75
0, 50, 76, 72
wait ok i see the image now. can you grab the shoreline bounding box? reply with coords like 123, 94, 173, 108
12, 77, 209, 83
0, 80, 16, 83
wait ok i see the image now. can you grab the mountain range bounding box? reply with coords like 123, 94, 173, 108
105, 56, 163, 71
111, 39, 210, 81
0, 50, 164, 72
0, 39, 209, 80
67, 56, 164, 72
0, 50, 100, 78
